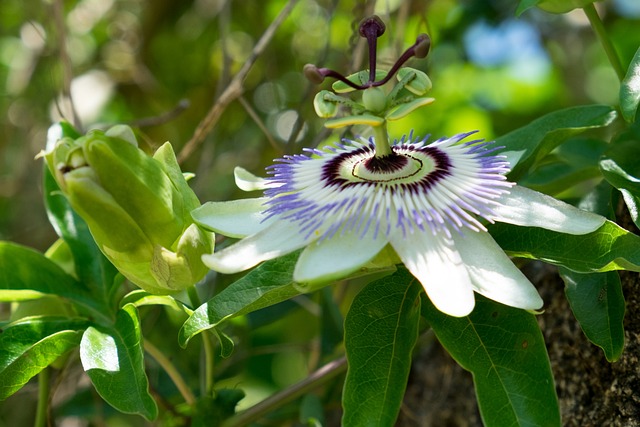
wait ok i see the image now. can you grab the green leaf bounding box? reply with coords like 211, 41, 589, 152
516, 0, 541, 15
491, 220, 640, 273
0, 242, 111, 322
422, 293, 560, 427
0, 317, 89, 399
620, 46, 640, 123
80, 304, 157, 420
342, 270, 421, 427
600, 138, 640, 228
560, 269, 625, 361
119, 289, 191, 315
518, 137, 607, 196
44, 165, 120, 308
516, 0, 596, 15
497, 105, 616, 180
178, 252, 302, 348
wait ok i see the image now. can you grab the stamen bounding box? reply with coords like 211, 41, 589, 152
304, 16, 431, 90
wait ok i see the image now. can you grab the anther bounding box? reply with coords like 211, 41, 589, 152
304, 16, 430, 91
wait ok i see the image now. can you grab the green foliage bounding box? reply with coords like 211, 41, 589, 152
1, 1, 640, 426
560, 269, 625, 361
0, 317, 89, 399
0, 242, 109, 321
422, 294, 560, 427
498, 105, 617, 180
179, 251, 303, 348
491, 220, 640, 273
342, 270, 421, 427
79, 304, 158, 420
620, 46, 640, 122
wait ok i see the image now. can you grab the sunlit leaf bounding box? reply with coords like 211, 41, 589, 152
560, 269, 625, 362
80, 304, 157, 420
0, 317, 89, 399
620, 46, 640, 123
0, 242, 111, 322
490, 220, 640, 273
342, 270, 421, 427
119, 289, 190, 314
498, 105, 616, 180
422, 294, 560, 427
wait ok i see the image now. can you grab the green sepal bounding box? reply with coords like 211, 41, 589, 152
396, 67, 432, 95
313, 90, 340, 118
149, 224, 214, 294
82, 133, 184, 248
386, 97, 435, 121
325, 114, 385, 129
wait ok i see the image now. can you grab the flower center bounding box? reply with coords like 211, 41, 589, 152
354, 153, 422, 182
323, 143, 450, 189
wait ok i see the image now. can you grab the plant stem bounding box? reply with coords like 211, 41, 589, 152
221, 356, 348, 427
144, 339, 197, 406
583, 3, 625, 81
202, 330, 215, 395
35, 368, 49, 427
186, 286, 215, 395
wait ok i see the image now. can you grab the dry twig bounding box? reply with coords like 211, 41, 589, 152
177, 0, 300, 164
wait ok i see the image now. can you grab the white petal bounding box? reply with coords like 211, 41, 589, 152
201, 220, 310, 274
389, 231, 475, 317
191, 198, 271, 238
294, 229, 388, 284
492, 185, 605, 235
452, 230, 543, 311
234, 166, 269, 191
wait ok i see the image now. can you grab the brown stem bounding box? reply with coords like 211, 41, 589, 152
177, 0, 300, 164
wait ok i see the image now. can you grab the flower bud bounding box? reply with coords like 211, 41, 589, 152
43, 122, 214, 294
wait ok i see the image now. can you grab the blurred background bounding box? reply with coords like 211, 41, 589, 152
1, 0, 639, 425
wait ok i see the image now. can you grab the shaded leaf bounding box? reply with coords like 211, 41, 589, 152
620, 46, 640, 123
179, 252, 302, 348
342, 270, 421, 427
518, 137, 607, 195
516, 0, 596, 15
0, 317, 89, 399
600, 138, 640, 228
80, 304, 157, 420
560, 269, 625, 361
422, 293, 560, 427
497, 105, 616, 180
0, 242, 111, 322
490, 220, 640, 273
